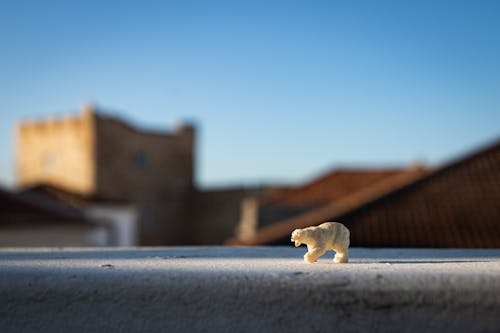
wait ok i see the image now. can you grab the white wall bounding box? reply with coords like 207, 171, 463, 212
85, 205, 138, 246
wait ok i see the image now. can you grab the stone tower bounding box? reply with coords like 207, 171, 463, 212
16, 104, 196, 245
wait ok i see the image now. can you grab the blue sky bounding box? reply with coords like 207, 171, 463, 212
1, 1, 499, 188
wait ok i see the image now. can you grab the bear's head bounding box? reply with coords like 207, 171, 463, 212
291, 229, 305, 247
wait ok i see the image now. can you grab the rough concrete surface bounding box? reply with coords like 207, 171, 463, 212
1, 247, 499, 333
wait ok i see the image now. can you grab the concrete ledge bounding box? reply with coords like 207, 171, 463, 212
1, 247, 500, 332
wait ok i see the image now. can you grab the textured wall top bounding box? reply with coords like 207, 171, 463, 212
1, 247, 500, 332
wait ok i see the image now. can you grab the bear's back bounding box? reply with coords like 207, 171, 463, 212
318, 222, 350, 249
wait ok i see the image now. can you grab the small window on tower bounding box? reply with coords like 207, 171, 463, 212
131, 150, 149, 170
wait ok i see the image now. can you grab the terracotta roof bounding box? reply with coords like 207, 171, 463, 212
262, 168, 416, 206
248, 165, 428, 233
229, 138, 500, 248
262, 167, 421, 208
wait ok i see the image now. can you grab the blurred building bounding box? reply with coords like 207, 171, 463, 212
0, 183, 138, 247
15, 104, 264, 246
0, 186, 111, 247
19, 184, 138, 246
16, 104, 192, 245
15, 104, 499, 248
187, 186, 269, 245
228, 139, 500, 248
229, 165, 427, 244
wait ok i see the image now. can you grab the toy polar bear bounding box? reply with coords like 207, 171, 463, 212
291, 222, 350, 264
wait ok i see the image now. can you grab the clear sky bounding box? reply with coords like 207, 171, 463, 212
1, 0, 499, 188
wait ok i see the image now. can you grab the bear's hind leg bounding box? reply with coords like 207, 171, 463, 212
333, 249, 348, 263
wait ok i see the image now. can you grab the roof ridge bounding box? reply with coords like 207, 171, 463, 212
415, 137, 500, 183
261, 166, 419, 207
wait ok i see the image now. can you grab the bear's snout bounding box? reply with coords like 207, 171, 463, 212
291, 230, 302, 247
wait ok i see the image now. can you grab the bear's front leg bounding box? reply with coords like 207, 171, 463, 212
304, 247, 326, 264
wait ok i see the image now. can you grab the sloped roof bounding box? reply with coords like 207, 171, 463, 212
19, 184, 131, 207
229, 138, 500, 248
0, 186, 87, 225
262, 167, 420, 208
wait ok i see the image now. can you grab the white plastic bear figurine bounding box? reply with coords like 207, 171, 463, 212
291, 222, 350, 264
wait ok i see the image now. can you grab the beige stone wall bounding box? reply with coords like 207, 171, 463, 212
16, 108, 96, 195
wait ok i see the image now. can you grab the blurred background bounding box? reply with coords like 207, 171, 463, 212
1, 1, 499, 247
